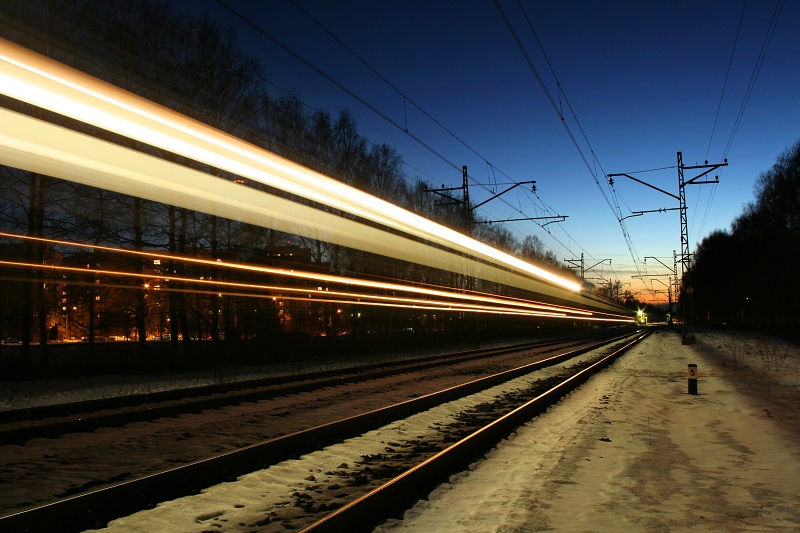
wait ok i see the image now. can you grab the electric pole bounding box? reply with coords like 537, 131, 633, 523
608, 152, 727, 343
644, 255, 677, 325
565, 253, 584, 280
565, 254, 611, 283
425, 167, 567, 226
676, 152, 727, 343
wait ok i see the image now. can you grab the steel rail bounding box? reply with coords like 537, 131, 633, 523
0, 329, 642, 532
303, 330, 652, 532
0, 329, 631, 445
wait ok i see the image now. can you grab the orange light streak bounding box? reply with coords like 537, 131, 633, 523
0, 260, 587, 319
0, 232, 604, 317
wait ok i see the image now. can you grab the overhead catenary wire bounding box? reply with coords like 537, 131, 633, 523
721, 0, 785, 160
692, 0, 746, 244
510, 1, 624, 221
215, 0, 586, 264
262, 78, 441, 188
705, 0, 747, 161
495, 0, 646, 290
511, 5, 643, 291
284, 0, 573, 239
218, 0, 644, 296
695, 0, 783, 243
214, 0, 459, 178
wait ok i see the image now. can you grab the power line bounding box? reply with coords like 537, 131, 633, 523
492, 1, 603, 204
513, 0, 623, 220
283, 1, 542, 201
722, 0, 785, 160
217, 0, 586, 263
692, 0, 746, 244
288, 0, 494, 166
215, 0, 461, 176
284, 0, 578, 244
696, 0, 782, 242
705, 0, 747, 161
494, 0, 644, 280
262, 79, 441, 188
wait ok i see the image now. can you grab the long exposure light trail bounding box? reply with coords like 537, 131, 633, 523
0, 38, 582, 293
0, 268, 628, 323
0, 260, 582, 319
0, 106, 611, 313
0, 232, 601, 317
0, 113, 630, 320
0, 228, 629, 320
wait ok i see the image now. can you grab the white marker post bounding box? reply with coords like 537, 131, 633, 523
688, 364, 698, 395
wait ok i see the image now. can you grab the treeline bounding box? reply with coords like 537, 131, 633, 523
0, 0, 584, 367
688, 140, 800, 340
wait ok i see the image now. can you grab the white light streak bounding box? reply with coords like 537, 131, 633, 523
0, 38, 580, 292
0, 39, 637, 321
0, 106, 633, 318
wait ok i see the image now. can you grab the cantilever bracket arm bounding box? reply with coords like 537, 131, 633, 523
470, 215, 567, 225
607, 173, 680, 201
424, 184, 464, 193
638, 206, 681, 215
623, 206, 681, 221
682, 161, 728, 185
469, 180, 536, 211
685, 177, 720, 186
424, 187, 463, 207
585, 258, 610, 271
541, 216, 567, 227
644, 255, 673, 272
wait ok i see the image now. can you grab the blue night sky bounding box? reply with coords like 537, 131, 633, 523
169, 1, 798, 303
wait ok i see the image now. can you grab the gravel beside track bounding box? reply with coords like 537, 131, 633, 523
0, 332, 634, 519
95, 334, 642, 532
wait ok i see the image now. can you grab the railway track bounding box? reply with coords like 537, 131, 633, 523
306, 330, 651, 532
0, 328, 647, 532
0, 329, 628, 445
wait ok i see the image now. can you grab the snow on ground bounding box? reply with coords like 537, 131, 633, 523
378, 328, 800, 532
0, 338, 525, 411
95, 338, 593, 532
92, 328, 800, 532
6, 328, 799, 532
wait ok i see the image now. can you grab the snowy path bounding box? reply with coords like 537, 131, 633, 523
378, 328, 800, 532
